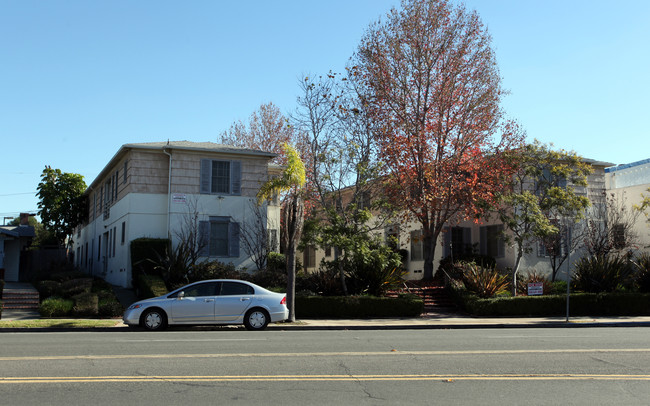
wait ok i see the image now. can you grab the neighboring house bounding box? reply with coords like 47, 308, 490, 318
0, 213, 35, 282
605, 158, 650, 251
300, 158, 614, 281
407, 158, 613, 280
73, 141, 280, 288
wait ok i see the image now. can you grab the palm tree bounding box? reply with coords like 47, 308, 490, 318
257, 143, 306, 321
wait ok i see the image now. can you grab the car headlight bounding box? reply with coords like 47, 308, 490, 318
127, 304, 143, 310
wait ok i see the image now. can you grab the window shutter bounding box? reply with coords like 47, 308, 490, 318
200, 159, 211, 194
443, 227, 451, 258
479, 227, 487, 256
497, 225, 505, 258
199, 221, 209, 257
229, 221, 240, 257
463, 227, 472, 254
114, 172, 118, 199
231, 161, 241, 195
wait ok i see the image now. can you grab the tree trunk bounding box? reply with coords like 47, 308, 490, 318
335, 247, 348, 295
512, 245, 523, 295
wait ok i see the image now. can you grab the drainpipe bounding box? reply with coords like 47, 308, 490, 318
163, 144, 172, 240
88, 185, 94, 277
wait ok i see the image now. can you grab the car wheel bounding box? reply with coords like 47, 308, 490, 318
244, 308, 269, 331
141, 308, 168, 331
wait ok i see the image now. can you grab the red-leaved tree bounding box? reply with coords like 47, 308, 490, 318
352, 0, 523, 279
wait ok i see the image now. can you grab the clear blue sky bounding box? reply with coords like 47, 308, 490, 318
2, 0, 649, 220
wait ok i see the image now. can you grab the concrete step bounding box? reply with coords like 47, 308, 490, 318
2, 290, 40, 310
3, 304, 40, 310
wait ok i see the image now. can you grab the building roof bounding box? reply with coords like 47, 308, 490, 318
604, 158, 650, 173
0, 225, 35, 238
582, 158, 615, 168
123, 141, 277, 158
86, 140, 277, 193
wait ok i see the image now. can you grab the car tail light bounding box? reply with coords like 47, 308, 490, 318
280, 296, 286, 305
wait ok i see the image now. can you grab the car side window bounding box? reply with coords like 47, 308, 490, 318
219, 282, 254, 296
172, 282, 219, 298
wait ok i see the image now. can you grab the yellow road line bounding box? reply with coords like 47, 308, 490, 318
1, 348, 649, 362
2, 374, 650, 384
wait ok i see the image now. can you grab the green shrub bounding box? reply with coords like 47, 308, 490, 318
295, 295, 424, 318
633, 253, 650, 293
267, 252, 286, 272
437, 254, 496, 280
71, 292, 99, 316
460, 262, 509, 298
252, 253, 287, 288
457, 291, 650, 316
91, 279, 123, 317
550, 280, 568, 295
36, 280, 62, 298
296, 267, 345, 296
188, 260, 246, 283
40, 297, 74, 317
91, 278, 113, 293
59, 278, 93, 298
47, 271, 86, 282
0, 279, 5, 299
136, 274, 169, 299
343, 245, 404, 296
98, 299, 124, 317
573, 255, 634, 293
130, 237, 170, 276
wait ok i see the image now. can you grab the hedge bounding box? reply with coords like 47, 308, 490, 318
295, 295, 424, 318
130, 238, 170, 277
40, 297, 75, 317
72, 292, 99, 316
136, 274, 169, 299
459, 292, 650, 316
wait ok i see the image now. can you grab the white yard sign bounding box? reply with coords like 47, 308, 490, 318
527, 282, 543, 296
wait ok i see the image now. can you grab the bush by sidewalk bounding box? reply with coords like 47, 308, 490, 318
295, 295, 424, 318
135, 274, 169, 299
456, 290, 650, 316
36, 276, 123, 318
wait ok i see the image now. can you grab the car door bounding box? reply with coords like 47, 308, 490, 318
170, 282, 220, 323
214, 281, 255, 321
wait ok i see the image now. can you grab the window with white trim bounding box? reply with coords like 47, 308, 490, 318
200, 159, 241, 195
199, 217, 240, 258
303, 245, 316, 268
410, 230, 423, 261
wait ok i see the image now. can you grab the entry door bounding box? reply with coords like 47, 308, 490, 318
214, 281, 254, 321
170, 282, 219, 322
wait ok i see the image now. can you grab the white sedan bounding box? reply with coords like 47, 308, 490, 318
123, 279, 288, 331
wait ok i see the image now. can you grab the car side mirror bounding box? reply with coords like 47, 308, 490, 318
178, 291, 185, 300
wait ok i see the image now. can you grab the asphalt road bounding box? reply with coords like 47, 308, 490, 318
1, 327, 650, 405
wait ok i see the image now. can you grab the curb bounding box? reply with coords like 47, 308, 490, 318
2, 320, 650, 333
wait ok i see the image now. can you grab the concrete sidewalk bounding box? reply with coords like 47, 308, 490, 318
2, 315, 650, 331
268, 314, 650, 330
3, 309, 650, 330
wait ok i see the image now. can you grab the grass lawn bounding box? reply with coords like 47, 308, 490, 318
0, 319, 122, 328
